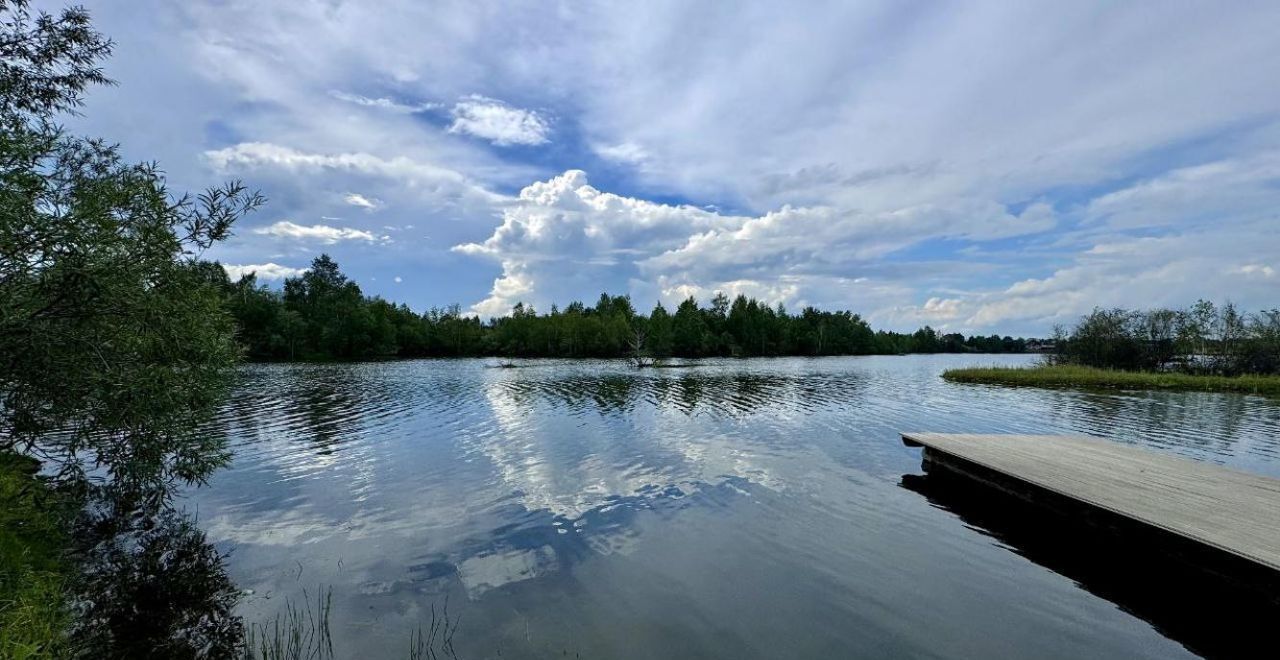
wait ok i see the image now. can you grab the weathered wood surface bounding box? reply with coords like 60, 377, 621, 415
901, 432, 1280, 572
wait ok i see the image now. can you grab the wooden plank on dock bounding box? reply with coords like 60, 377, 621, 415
901, 432, 1280, 573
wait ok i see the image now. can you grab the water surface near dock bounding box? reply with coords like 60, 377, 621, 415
190, 354, 1280, 658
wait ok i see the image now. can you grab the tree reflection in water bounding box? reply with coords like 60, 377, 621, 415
73, 509, 242, 657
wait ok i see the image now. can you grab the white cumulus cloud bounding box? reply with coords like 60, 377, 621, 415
454, 170, 740, 317
454, 170, 1067, 321
592, 141, 648, 164
222, 262, 308, 281
448, 95, 550, 146
1232, 264, 1276, 279
328, 90, 439, 113
254, 220, 376, 244
205, 142, 489, 192
343, 192, 382, 210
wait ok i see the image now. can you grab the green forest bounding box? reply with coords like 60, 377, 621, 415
219, 254, 1035, 361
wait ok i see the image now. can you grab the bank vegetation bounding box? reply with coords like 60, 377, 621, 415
945, 302, 1280, 396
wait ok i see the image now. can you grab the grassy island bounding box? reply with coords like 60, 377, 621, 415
943, 365, 1280, 397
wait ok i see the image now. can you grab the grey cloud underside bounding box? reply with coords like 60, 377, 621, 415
75, 0, 1280, 333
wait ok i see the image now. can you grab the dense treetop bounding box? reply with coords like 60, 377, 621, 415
220, 254, 1033, 361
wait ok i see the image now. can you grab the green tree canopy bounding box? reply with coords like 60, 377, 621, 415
0, 0, 264, 511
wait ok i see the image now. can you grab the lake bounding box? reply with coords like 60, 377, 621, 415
189, 354, 1280, 658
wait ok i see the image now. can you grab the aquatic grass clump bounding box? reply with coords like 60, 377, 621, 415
407, 597, 461, 660
942, 365, 1280, 397
242, 588, 333, 660
241, 589, 461, 660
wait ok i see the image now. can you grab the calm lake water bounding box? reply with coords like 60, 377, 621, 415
188, 354, 1280, 658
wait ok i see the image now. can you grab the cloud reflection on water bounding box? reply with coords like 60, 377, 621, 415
188, 356, 1280, 658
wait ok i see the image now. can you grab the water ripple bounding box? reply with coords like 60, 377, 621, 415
187, 355, 1280, 659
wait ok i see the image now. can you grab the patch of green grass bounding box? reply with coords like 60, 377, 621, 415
0, 453, 74, 660
942, 365, 1280, 397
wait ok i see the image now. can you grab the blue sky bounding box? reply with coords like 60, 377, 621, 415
68, 0, 1280, 334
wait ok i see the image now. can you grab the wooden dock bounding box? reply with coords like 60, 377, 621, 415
901, 433, 1280, 574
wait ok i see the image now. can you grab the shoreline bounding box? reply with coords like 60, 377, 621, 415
240, 352, 1039, 366
942, 365, 1280, 397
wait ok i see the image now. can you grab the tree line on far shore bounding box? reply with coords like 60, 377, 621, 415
1051, 301, 1280, 376
218, 255, 1035, 361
